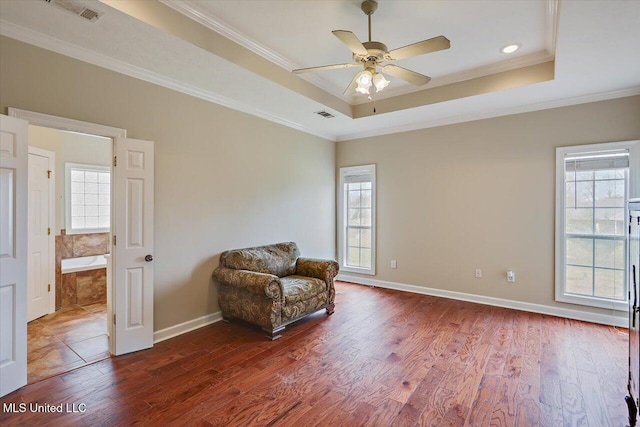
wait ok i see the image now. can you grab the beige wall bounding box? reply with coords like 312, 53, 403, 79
5, 32, 639, 331
337, 95, 640, 320
1, 36, 336, 331
29, 125, 111, 234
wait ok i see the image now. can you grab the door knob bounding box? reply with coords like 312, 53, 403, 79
145, 255, 153, 262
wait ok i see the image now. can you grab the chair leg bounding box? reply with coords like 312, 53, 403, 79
222, 316, 232, 323
326, 304, 335, 315
263, 325, 285, 341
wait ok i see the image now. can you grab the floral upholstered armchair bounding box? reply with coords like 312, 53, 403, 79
212, 242, 339, 340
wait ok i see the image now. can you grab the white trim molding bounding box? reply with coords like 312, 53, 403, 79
0, 20, 336, 141
154, 311, 223, 344
158, 0, 350, 101
336, 87, 640, 142
160, 0, 559, 106
338, 164, 377, 276
337, 273, 628, 328
555, 140, 638, 312
352, 51, 555, 104
9, 108, 126, 138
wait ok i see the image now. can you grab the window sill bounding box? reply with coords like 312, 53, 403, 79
556, 293, 628, 312
66, 228, 110, 235
340, 265, 376, 276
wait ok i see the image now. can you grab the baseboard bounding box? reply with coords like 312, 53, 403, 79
337, 274, 628, 328
151, 276, 627, 344
153, 311, 224, 343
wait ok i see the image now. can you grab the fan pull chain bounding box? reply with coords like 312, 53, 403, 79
369, 92, 376, 113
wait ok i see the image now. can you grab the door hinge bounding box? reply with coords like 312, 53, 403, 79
48, 284, 51, 292
113, 314, 116, 325
47, 170, 52, 179
47, 227, 51, 235
113, 235, 116, 246
113, 156, 117, 167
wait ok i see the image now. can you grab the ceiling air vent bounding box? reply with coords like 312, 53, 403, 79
315, 111, 335, 119
42, 0, 102, 22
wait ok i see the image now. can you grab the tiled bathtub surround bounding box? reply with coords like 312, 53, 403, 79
55, 231, 109, 310
60, 269, 107, 307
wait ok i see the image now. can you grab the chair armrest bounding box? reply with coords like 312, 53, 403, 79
212, 267, 283, 300
295, 258, 339, 283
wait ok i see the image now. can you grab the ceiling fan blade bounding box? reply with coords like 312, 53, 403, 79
343, 72, 361, 96
293, 63, 360, 74
382, 65, 431, 86
332, 30, 369, 56
387, 36, 450, 61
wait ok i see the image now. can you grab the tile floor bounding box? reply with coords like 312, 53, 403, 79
27, 302, 109, 383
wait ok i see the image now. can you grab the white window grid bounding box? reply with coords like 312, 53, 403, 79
346, 182, 373, 269
555, 141, 637, 312
564, 168, 627, 301
65, 163, 110, 234
339, 164, 376, 275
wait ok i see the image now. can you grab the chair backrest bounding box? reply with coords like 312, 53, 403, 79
220, 242, 300, 277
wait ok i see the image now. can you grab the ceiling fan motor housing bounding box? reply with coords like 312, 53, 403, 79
291, 0, 447, 95
354, 41, 388, 63
361, 0, 378, 16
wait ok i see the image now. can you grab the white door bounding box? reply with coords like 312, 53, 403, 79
112, 137, 154, 355
0, 115, 28, 397
27, 148, 54, 322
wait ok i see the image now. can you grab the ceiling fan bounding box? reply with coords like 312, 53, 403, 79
292, 0, 450, 97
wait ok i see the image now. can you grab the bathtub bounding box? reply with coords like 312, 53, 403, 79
61, 254, 108, 274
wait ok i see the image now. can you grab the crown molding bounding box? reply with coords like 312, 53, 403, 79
546, 0, 560, 56
337, 86, 640, 141
0, 19, 337, 141
351, 50, 555, 104
161, 0, 561, 107
158, 0, 348, 101
3, 2, 634, 144
158, 0, 292, 70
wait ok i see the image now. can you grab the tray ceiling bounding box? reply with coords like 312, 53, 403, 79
0, 0, 639, 141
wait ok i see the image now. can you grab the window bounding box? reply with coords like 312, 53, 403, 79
65, 163, 110, 234
556, 143, 632, 310
339, 165, 376, 275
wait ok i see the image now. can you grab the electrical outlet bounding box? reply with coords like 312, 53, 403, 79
507, 270, 515, 283
391, 260, 397, 269
475, 269, 482, 279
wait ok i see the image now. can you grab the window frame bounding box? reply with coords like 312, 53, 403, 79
555, 141, 635, 311
65, 162, 111, 235
338, 164, 376, 275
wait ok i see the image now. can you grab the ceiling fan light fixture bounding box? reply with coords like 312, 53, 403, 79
356, 83, 371, 95
373, 72, 390, 92
500, 43, 521, 54
355, 70, 373, 94
293, 0, 449, 97
356, 70, 373, 85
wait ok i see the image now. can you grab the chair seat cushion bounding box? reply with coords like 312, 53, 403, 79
281, 275, 326, 304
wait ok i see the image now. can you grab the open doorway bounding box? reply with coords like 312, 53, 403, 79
27, 125, 112, 383
1, 107, 155, 396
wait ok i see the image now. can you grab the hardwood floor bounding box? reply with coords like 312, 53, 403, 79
0, 281, 630, 426
27, 303, 109, 383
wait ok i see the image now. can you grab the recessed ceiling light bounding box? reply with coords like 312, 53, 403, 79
500, 43, 521, 54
